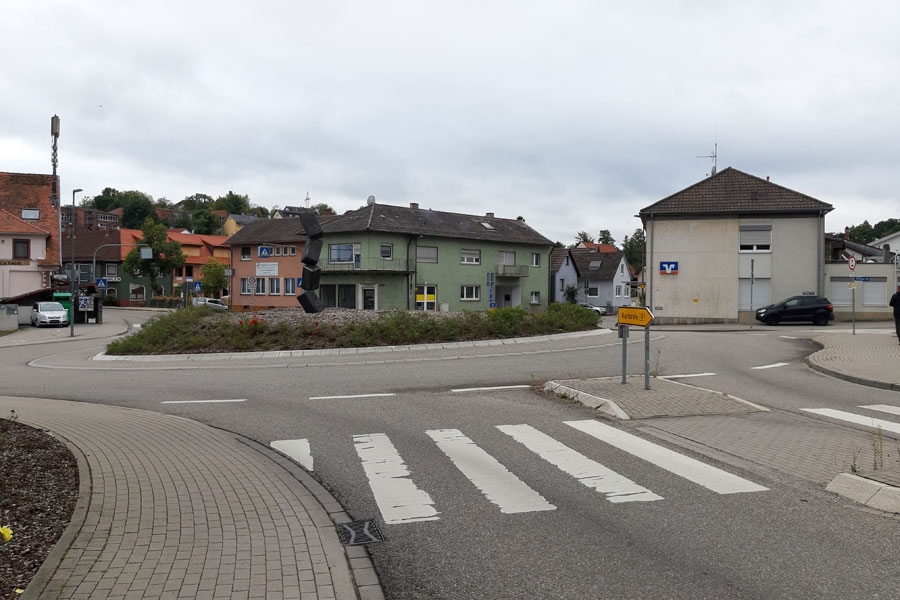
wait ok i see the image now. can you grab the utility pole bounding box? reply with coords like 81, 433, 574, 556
51, 115, 61, 271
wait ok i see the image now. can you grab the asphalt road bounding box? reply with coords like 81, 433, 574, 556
3, 311, 900, 599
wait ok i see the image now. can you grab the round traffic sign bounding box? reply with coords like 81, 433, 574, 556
848, 256, 856, 271
247, 276, 257, 286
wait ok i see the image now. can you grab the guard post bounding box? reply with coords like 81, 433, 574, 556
617, 306, 655, 390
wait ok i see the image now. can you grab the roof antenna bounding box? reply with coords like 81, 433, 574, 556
304, 192, 310, 209
697, 141, 717, 177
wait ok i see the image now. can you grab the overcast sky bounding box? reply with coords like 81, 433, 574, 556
2, 1, 897, 245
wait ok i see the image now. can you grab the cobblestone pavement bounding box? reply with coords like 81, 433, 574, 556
807, 331, 900, 390
0, 396, 379, 600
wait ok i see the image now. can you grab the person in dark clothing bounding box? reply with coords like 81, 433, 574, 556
891, 285, 900, 344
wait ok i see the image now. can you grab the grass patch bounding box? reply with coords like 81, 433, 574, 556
106, 303, 600, 355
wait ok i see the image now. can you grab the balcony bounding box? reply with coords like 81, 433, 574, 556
323, 257, 416, 273
495, 264, 529, 277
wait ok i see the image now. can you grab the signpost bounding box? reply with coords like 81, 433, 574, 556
849, 257, 856, 334
617, 307, 654, 390
248, 276, 257, 311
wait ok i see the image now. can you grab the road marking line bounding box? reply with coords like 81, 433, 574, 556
426, 429, 555, 513
802, 408, 900, 435
497, 424, 662, 503
564, 420, 768, 494
779, 335, 799, 339
862, 405, 900, 417
657, 373, 716, 379
309, 393, 396, 400
271, 439, 313, 471
160, 399, 247, 404
751, 362, 789, 370
353, 433, 440, 524
450, 385, 531, 393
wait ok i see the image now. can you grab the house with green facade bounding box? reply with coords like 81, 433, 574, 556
318, 200, 554, 311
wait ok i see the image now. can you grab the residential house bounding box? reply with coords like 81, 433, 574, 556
574, 242, 618, 252
569, 248, 632, 310
166, 231, 231, 297
0, 172, 61, 298
223, 214, 260, 237
272, 206, 305, 219
61, 205, 119, 232
823, 233, 897, 320
640, 167, 833, 324
550, 248, 577, 303
226, 201, 554, 312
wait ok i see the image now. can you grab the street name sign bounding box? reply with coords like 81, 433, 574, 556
617, 306, 654, 328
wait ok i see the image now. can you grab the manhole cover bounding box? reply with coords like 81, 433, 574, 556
338, 520, 385, 546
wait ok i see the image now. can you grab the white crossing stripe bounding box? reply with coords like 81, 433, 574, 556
751, 362, 789, 370
161, 399, 247, 404
451, 385, 531, 393
270, 439, 313, 471
309, 393, 396, 400
862, 405, 900, 417
564, 420, 768, 494
801, 409, 900, 435
497, 424, 662, 503
353, 433, 440, 524
657, 373, 716, 379
426, 429, 555, 513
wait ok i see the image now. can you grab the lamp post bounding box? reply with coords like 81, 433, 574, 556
70, 188, 82, 337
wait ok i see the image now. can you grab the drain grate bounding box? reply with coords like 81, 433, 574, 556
338, 520, 385, 546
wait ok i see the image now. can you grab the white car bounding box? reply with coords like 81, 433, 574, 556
578, 303, 607, 315
31, 301, 69, 327
192, 297, 228, 312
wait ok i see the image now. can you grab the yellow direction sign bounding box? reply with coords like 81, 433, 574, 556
617, 306, 654, 328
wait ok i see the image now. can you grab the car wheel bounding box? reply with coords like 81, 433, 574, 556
766, 315, 779, 326
814, 313, 828, 326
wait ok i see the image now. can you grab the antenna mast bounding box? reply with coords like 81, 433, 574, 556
696, 141, 717, 177
304, 192, 310, 209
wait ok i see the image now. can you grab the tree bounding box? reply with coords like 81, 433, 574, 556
621, 228, 646, 271
564, 285, 579, 304
91, 187, 121, 212
248, 204, 270, 218
200, 259, 227, 298
178, 193, 214, 211
575, 231, 595, 245
191, 205, 220, 235
124, 218, 185, 298
213, 191, 251, 215
310, 202, 336, 216
597, 230, 615, 245
119, 192, 156, 229
848, 221, 875, 245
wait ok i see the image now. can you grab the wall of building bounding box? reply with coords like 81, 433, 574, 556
0, 234, 49, 299
825, 262, 895, 320
552, 259, 577, 303
229, 243, 306, 310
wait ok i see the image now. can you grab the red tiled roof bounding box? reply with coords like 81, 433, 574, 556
578, 243, 618, 252
0, 207, 51, 235
0, 172, 60, 266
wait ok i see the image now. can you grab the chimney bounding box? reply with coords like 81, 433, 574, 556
485, 212, 494, 218
409, 202, 418, 209
767, 176, 770, 181
367, 195, 376, 206
884, 244, 891, 263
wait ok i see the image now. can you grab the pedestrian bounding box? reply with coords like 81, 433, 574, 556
891, 285, 900, 345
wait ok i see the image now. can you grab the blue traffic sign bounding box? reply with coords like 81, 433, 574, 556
193, 281, 203, 293
853, 276, 870, 281
95, 278, 108, 289
258, 246, 272, 258
490, 302, 497, 308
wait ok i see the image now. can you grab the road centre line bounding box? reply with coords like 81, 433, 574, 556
564, 420, 768, 494
353, 433, 440, 524
779, 335, 799, 339
451, 385, 531, 393
862, 405, 900, 417
270, 439, 314, 471
497, 424, 662, 503
160, 399, 247, 404
656, 373, 716, 379
802, 408, 900, 435
309, 393, 396, 400
426, 429, 555, 513
751, 362, 789, 370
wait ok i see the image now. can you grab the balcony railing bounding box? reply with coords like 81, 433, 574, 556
323, 257, 416, 273
495, 264, 529, 277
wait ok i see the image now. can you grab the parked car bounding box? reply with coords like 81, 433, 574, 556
30, 301, 69, 327
192, 297, 228, 312
578, 303, 607, 315
755, 295, 834, 326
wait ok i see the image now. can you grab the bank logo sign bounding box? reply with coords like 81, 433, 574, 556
659, 261, 679, 274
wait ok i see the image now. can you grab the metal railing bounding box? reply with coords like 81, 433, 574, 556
322, 257, 416, 272
495, 264, 529, 277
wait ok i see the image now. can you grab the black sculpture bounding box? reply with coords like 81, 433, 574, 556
296, 209, 325, 313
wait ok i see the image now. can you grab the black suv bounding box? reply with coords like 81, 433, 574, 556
755, 295, 834, 326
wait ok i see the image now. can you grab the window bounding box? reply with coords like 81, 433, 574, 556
615, 285, 622, 297
338, 284, 356, 308
460, 249, 480, 265
498, 251, 516, 265
531, 253, 540, 267
329, 243, 354, 263
289, 246, 296, 256
105, 263, 117, 276
284, 277, 296, 295
415, 284, 437, 311
241, 247, 251, 260
559, 278, 565, 292
274, 246, 282, 256
269, 278, 281, 295
381, 244, 393, 260
240, 278, 250, 295
460, 285, 480, 301
106, 288, 117, 299
620, 264, 624, 274
587, 286, 599, 297
739, 225, 772, 252
185, 266, 194, 279
565, 256, 570, 266
21, 209, 39, 220
417, 246, 438, 263
255, 278, 266, 294
531, 291, 540, 304
13, 239, 29, 259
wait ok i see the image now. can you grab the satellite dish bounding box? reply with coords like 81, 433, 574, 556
367, 195, 376, 205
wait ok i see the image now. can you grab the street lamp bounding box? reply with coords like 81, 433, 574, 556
70, 188, 82, 337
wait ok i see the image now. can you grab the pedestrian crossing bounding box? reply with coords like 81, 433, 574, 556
801, 406, 900, 435
271, 419, 768, 525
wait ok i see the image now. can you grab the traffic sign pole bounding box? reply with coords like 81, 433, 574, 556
644, 325, 650, 390
620, 324, 628, 384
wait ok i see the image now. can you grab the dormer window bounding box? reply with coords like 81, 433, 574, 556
21, 209, 39, 220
